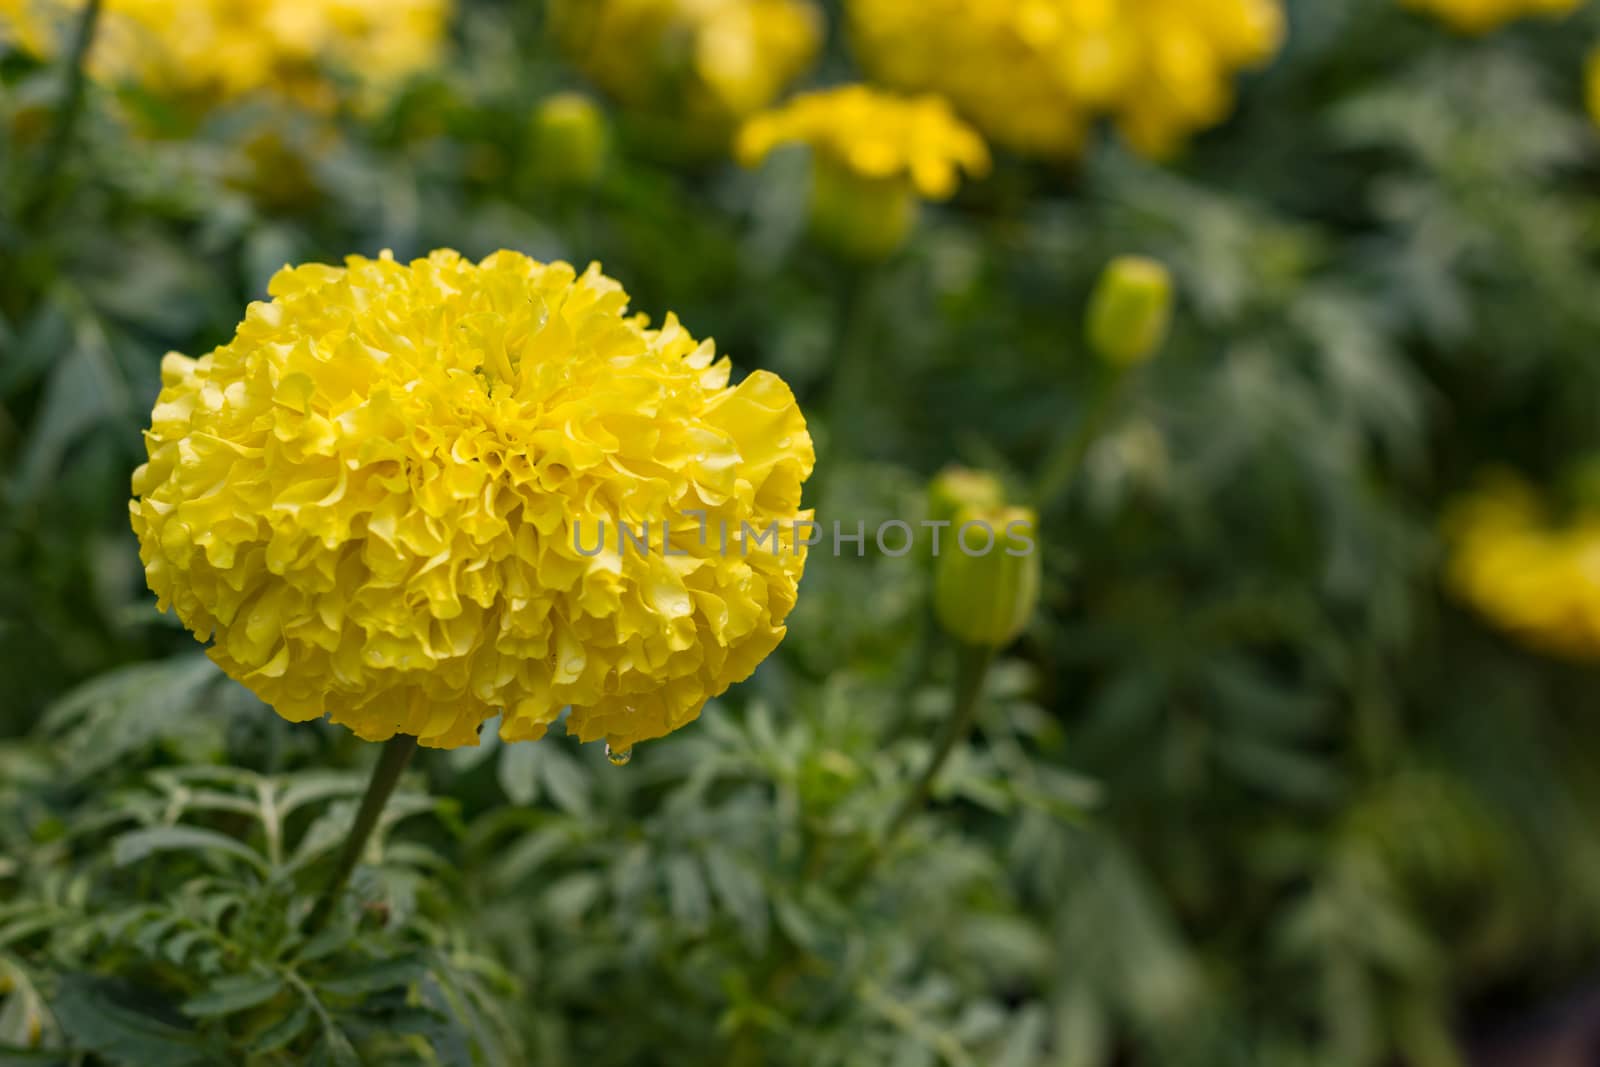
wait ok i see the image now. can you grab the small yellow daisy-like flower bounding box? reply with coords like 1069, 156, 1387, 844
846, 0, 1283, 160
737, 84, 990, 201
1399, 0, 1581, 34
1, 0, 447, 109
130, 250, 814, 753
1446, 473, 1600, 660
551, 0, 823, 136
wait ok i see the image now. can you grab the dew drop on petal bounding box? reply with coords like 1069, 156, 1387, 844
605, 743, 633, 767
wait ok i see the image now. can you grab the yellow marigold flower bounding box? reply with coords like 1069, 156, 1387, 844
736, 85, 989, 259
551, 0, 823, 138
2, 0, 447, 109
846, 0, 1283, 160
1399, 0, 1581, 33
130, 250, 815, 753
737, 85, 991, 201
1445, 473, 1600, 660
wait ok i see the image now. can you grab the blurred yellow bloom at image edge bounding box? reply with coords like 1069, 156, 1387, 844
846, 0, 1284, 160
1400, 0, 1582, 34
130, 251, 815, 753
0, 0, 447, 106
552, 0, 823, 130
1446, 474, 1600, 660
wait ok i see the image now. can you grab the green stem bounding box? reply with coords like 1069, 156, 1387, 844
882, 643, 994, 844
1032, 367, 1132, 508
305, 733, 418, 933
28, 0, 103, 219
816, 268, 872, 481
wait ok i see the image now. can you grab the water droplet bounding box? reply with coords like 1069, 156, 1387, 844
605, 743, 633, 767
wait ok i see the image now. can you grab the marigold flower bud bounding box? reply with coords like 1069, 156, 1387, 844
532, 92, 609, 187
934, 506, 1041, 648
1086, 256, 1173, 369
927, 466, 1005, 528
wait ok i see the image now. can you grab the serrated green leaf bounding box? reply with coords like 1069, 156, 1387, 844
248, 997, 311, 1054
316, 955, 425, 997
112, 826, 269, 875
497, 741, 540, 806
704, 847, 769, 954
51, 975, 213, 1066
536, 744, 592, 817
181, 972, 285, 1018
664, 854, 710, 934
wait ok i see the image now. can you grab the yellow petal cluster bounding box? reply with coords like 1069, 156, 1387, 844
1399, 0, 1581, 33
737, 85, 990, 201
1, 0, 447, 108
130, 250, 815, 752
846, 0, 1284, 160
1586, 46, 1600, 127
551, 0, 823, 130
1446, 474, 1600, 660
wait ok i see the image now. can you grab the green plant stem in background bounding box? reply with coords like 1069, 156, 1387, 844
1032, 368, 1132, 508
306, 733, 419, 933
815, 268, 874, 481
882, 643, 994, 845
28, 0, 103, 221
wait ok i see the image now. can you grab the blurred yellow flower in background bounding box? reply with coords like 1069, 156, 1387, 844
1400, 0, 1582, 34
737, 84, 989, 258
1446, 474, 1600, 660
1586, 46, 1600, 126
0, 0, 448, 109
552, 0, 823, 144
846, 0, 1283, 160
130, 250, 814, 753
737, 84, 990, 200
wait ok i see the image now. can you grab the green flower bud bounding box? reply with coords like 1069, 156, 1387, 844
927, 466, 1006, 528
532, 92, 609, 187
808, 158, 917, 262
934, 506, 1041, 648
1086, 255, 1173, 368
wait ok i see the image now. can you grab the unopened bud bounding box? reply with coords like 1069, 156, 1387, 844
1086, 256, 1173, 368
934, 506, 1041, 648
532, 92, 608, 187
927, 466, 1005, 528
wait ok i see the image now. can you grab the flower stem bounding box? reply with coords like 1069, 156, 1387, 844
882, 643, 994, 844
306, 733, 418, 933
1032, 367, 1131, 508
29, 0, 102, 219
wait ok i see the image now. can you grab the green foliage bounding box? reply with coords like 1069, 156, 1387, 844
6, 0, 1600, 1064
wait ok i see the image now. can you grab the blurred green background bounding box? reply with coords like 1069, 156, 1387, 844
6, 0, 1600, 1064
